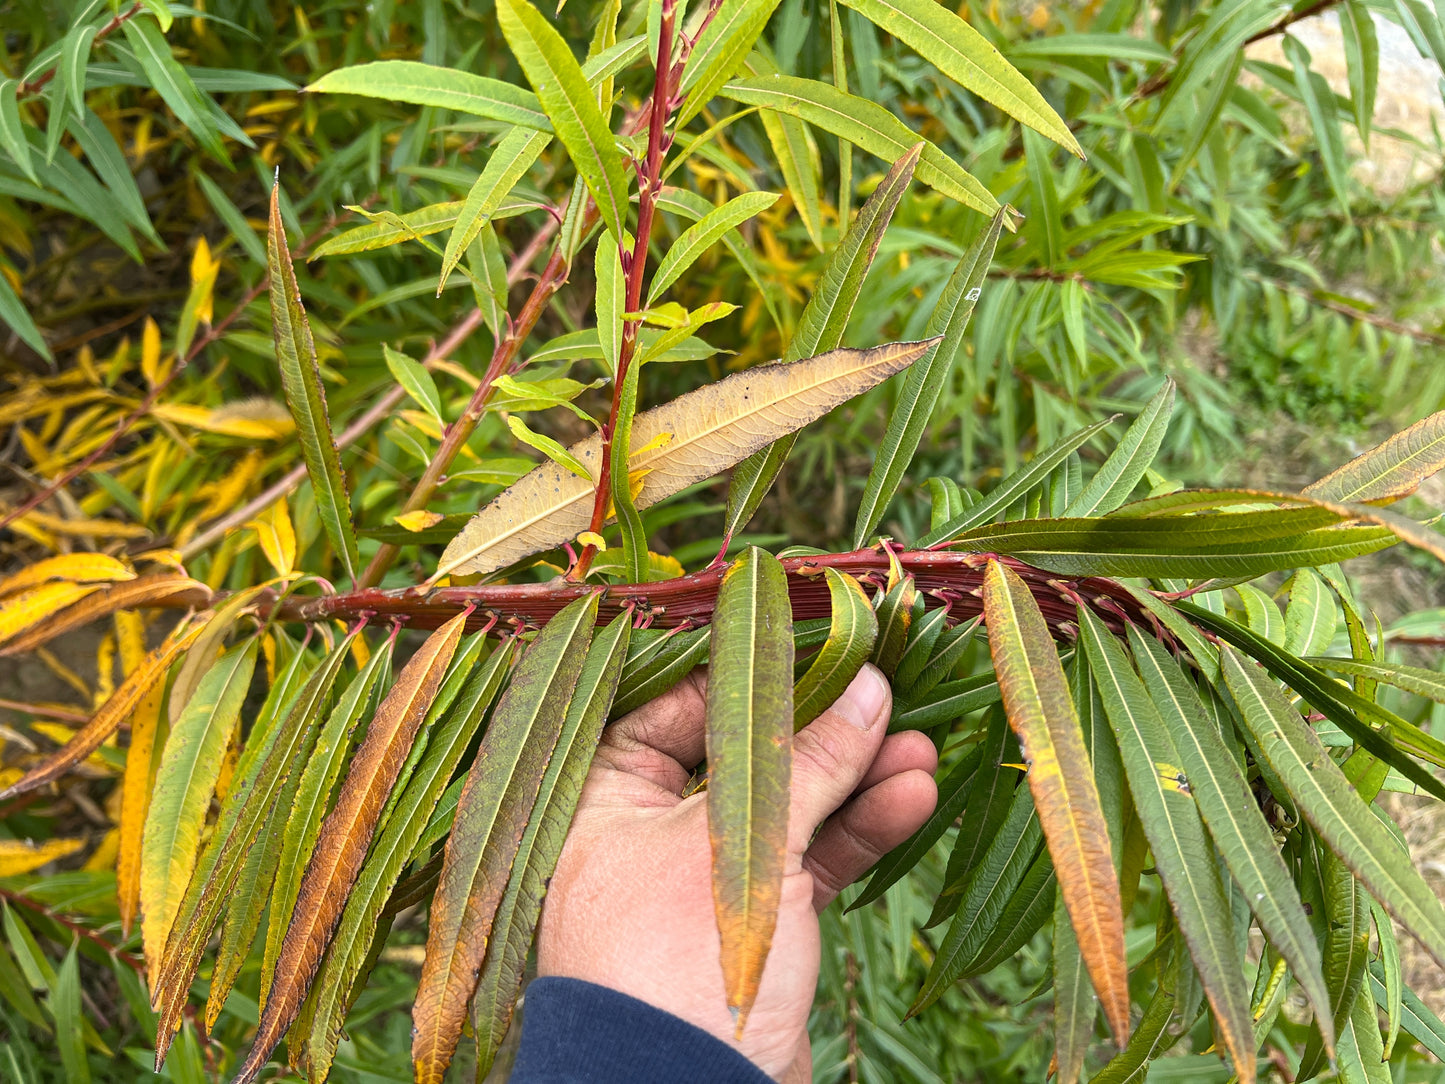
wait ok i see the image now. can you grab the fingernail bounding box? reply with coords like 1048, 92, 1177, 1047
834, 665, 889, 730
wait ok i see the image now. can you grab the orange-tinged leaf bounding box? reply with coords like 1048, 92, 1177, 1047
0, 554, 134, 598
0, 574, 212, 658
0, 837, 85, 876
394, 509, 445, 532
168, 585, 269, 726
114, 609, 159, 936
232, 613, 467, 1084
706, 547, 794, 1035
0, 583, 102, 650
435, 340, 939, 579
0, 620, 203, 803
982, 560, 1130, 1045
412, 595, 599, 1084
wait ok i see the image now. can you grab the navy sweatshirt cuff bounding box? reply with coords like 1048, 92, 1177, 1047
509, 976, 775, 1083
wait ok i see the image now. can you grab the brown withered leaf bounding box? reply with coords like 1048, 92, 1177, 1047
0, 620, 204, 803
411, 594, 599, 1084
982, 560, 1130, 1044
230, 612, 468, 1084
0, 573, 211, 657
435, 339, 939, 578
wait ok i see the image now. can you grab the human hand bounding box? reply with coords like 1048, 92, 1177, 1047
534, 663, 939, 1082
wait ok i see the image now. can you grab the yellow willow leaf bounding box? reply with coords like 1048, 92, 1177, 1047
1303, 409, 1445, 504
395, 510, 445, 532
0, 583, 102, 650
0, 554, 134, 598
0, 837, 85, 876
0, 574, 211, 658
437, 339, 938, 578
5, 509, 151, 539
118, 677, 163, 938
982, 560, 1130, 1045
83, 829, 119, 871
0, 621, 204, 802
149, 402, 293, 440
233, 612, 468, 1084
141, 316, 164, 386
247, 500, 297, 577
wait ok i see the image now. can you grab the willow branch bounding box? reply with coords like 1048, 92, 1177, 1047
17, 3, 143, 100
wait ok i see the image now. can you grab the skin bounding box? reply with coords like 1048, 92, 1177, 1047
536, 663, 939, 1082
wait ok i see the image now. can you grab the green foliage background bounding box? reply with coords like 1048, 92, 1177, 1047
1, 0, 1444, 1080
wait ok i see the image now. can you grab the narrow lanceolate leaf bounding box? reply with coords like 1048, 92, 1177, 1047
0, 79, 37, 183
869, 575, 916, 678
1303, 408, 1445, 504
793, 569, 877, 728
234, 615, 467, 1084
983, 561, 1128, 1043
0, 553, 133, 597
0, 621, 202, 803
760, 108, 824, 251
437, 339, 936, 577
140, 640, 258, 970
440, 127, 551, 292
677, 0, 785, 125
854, 209, 1006, 547
1053, 893, 1092, 1084
268, 183, 359, 583
168, 585, 268, 725
1221, 646, 1445, 971
1307, 657, 1445, 705
611, 626, 712, 718
412, 596, 599, 1084
308, 61, 550, 130
0, 574, 210, 657
648, 192, 779, 305
497, 0, 628, 240
724, 147, 922, 540
472, 614, 632, 1077
1063, 380, 1175, 517
836, 0, 1081, 156
707, 547, 794, 1034
296, 640, 517, 1083
258, 639, 397, 1012
721, 77, 997, 213
1127, 630, 1333, 1053
117, 627, 164, 936
1078, 610, 1256, 1084
152, 634, 356, 1062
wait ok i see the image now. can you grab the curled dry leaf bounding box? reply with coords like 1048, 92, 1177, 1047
232, 611, 468, 1084
0, 573, 211, 657
436, 339, 940, 579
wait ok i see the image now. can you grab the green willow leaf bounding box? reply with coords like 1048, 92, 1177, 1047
909, 782, 1041, 1014
914, 417, 1117, 546
1221, 645, 1445, 974
909, 616, 981, 701
439, 127, 551, 293
121, 16, 228, 161
1297, 857, 1371, 1080
53, 943, 88, 1084
648, 192, 779, 305
140, 639, 258, 969
926, 708, 1020, 928
677, 0, 785, 125
1127, 629, 1333, 1053
152, 632, 357, 1063
984, 560, 1129, 1042
854, 209, 1006, 548
724, 146, 921, 540
891, 605, 948, 695
1282, 568, 1336, 657
1306, 657, 1445, 704
1063, 380, 1175, 517
794, 569, 877, 728
849, 741, 984, 911
1371, 898, 1402, 1058
472, 613, 632, 1078
268, 183, 359, 583
707, 546, 794, 1033
721, 76, 997, 213
964, 847, 1056, 976
412, 596, 598, 1084
294, 638, 517, 1083
1052, 892, 1092, 1084
611, 626, 712, 718
1091, 936, 1185, 1084
383, 344, 443, 424
307, 60, 550, 130
1284, 36, 1351, 219
837, 0, 1081, 155
1078, 610, 1256, 1084
0, 79, 37, 185
891, 671, 1000, 732
1340, 0, 1378, 148
1370, 959, 1445, 1061
869, 574, 915, 678
497, 0, 628, 241
1303, 408, 1445, 505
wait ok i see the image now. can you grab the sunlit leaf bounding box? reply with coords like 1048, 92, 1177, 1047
1303, 408, 1445, 505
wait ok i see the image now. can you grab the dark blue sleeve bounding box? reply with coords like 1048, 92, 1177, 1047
509, 977, 775, 1083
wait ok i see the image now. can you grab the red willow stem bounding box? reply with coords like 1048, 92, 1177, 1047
264, 550, 1157, 644
575, 0, 679, 579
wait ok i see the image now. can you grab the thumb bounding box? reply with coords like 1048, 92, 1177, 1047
786, 664, 891, 855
